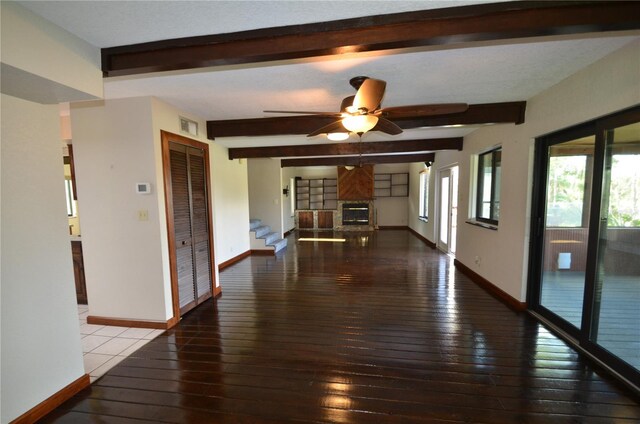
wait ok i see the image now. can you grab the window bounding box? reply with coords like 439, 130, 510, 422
546, 154, 591, 227
476, 147, 501, 225
418, 169, 429, 220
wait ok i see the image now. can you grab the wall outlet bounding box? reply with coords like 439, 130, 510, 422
474, 255, 481, 265
138, 209, 149, 221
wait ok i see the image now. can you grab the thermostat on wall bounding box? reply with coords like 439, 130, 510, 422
136, 182, 151, 194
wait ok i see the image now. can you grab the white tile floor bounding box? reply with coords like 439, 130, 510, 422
77, 305, 163, 383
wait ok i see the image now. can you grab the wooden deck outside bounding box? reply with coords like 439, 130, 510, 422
42, 230, 640, 423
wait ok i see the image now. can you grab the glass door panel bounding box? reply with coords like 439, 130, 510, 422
590, 122, 640, 371
438, 171, 450, 251
540, 136, 595, 328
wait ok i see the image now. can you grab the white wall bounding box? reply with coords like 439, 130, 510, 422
281, 166, 297, 233
408, 162, 435, 242
1, 94, 85, 423
434, 39, 640, 302
248, 158, 283, 236
292, 166, 337, 180
0, 2, 102, 103
373, 164, 409, 227
209, 146, 251, 263
71, 98, 170, 321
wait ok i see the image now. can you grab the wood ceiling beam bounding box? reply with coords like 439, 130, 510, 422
281, 153, 436, 168
228, 138, 462, 159
209, 102, 526, 139
102, 2, 640, 77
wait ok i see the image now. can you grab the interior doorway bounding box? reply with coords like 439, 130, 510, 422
161, 131, 216, 318
437, 165, 459, 255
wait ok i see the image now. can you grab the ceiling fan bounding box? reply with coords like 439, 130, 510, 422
264, 76, 469, 138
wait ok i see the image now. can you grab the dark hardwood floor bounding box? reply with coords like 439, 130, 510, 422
42, 230, 640, 423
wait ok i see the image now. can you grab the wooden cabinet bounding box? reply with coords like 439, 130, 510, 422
317, 211, 334, 229
298, 211, 314, 229
71, 241, 87, 304
296, 210, 335, 230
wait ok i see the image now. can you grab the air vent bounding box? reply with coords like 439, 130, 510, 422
179, 117, 198, 136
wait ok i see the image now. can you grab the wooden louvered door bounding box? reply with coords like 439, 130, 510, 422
163, 132, 215, 318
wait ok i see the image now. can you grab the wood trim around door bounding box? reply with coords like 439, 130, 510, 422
161, 130, 218, 323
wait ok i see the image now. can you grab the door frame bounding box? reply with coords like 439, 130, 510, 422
436, 164, 459, 255
161, 130, 217, 322
527, 105, 640, 389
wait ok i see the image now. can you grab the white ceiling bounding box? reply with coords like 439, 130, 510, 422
18, 1, 640, 150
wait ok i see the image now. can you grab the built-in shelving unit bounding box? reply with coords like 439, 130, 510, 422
374, 173, 409, 197
296, 178, 338, 210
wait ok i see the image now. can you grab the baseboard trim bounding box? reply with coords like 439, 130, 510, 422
87, 315, 175, 329
251, 249, 275, 256
378, 226, 409, 230
454, 259, 527, 312
284, 228, 295, 237
11, 373, 90, 424
407, 227, 436, 248
218, 250, 251, 271
166, 316, 180, 329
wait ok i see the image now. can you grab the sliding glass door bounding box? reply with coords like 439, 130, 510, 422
539, 135, 595, 328
590, 121, 640, 371
529, 106, 640, 387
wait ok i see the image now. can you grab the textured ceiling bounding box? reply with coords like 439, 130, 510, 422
17, 1, 640, 149
19, 1, 500, 47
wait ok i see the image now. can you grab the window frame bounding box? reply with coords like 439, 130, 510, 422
418, 169, 429, 221
475, 147, 501, 225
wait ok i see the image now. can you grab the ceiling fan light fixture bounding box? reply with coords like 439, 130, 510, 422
342, 114, 378, 133
327, 132, 349, 141
344, 165, 355, 171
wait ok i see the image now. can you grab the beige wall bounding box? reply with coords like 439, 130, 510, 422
426, 39, 640, 302
208, 146, 251, 263
71, 98, 169, 321
1, 94, 85, 423
374, 163, 410, 227
0, 2, 102, 102
281, 166, 297, 233
248, 158, 284, 237
72, 96, 252, 321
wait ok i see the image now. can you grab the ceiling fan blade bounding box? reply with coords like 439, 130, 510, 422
379, 103, 468, 119
374, 117, 403, 135
352, 78, 386, 112
264, 110, 342, 117
307, 120, 348, 137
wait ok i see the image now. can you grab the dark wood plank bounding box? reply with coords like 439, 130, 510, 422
338, 165, 374, 200
282, 153, 435, 168
42, 230, 640, 423
102, 2, 640, 77
229, 138, 460, 160
208, 102, 526, 139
